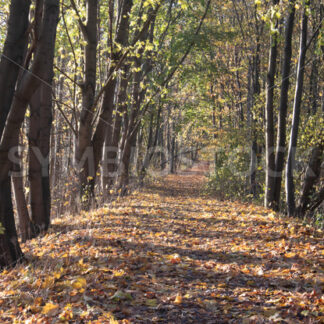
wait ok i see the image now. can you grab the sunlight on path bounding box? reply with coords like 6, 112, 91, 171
0, 166, 323, 323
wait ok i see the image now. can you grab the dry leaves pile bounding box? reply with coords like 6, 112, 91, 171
0, 170, 323, 323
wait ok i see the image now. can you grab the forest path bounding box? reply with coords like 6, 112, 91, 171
0, 165, 323, 323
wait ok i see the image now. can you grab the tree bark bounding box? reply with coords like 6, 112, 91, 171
296, 145, 323, 217
119, 63, 142, 192
0, 0, 59, 268
119, 123, 137, 193
92, 0, 134, 193
308, 187, 324, 213
249, 40, 261, 197
74, 0, 98, 209
0, 0, 31, 261
285, 2, 308, 216
0, 177, 23, 267
102, 64, 130, 192
264, 0, 279, 208
118, 9, 155, 192
27, 0, 55, 233
11, 142, 34, 242
0, 0, 30, 136
272, 0, 295, 210
12, 172, 33, 243
139, 104, 162, 183
29, 83, 53, 232
0, 0, 30, 267
170, 118, 176, 174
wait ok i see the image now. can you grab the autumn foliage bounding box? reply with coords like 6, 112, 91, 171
0, 171, 323, 323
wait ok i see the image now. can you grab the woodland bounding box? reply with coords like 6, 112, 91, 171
0, 0, 323, 322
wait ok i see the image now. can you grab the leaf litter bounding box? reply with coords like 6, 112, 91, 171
0, 171, 323, 323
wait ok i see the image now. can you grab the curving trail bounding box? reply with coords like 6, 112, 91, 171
0, 164, 323, 323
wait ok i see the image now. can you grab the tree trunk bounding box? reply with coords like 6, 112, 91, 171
250, 40, 261, 197
308, 187, 324, 213
0, 177, 23, 267
272, 0, 295, 210
0, 0, 59, 268
170, 126, 176, 174
139, 104, 162, 184
264, 0, 279, 208
286, 3, 309, 216
296, 145, 323, 217
103, 64, 130, 192
119, 64, 141, 192
75, 0, 98, 209
90, 0, 133, 201
0, 0, 30, 136
29, 83, 53, 233
160, 118, 166, 171
91, 76, 116, 189
234, 48, 244, 125
119, 126, 137, 193
118, 8, 157, 187
12, 175, 33, 243
0, 0, 31, 265
12, 143, 34, 242
25, 0, 55, 232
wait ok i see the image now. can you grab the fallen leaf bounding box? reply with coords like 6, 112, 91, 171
42, 302, 60, 316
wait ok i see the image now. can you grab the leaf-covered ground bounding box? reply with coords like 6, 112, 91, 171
0, 165, 323, 323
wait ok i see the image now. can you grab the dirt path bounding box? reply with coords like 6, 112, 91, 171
0, 169, 323, 323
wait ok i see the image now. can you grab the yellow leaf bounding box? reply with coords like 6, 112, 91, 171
102, 311, 118, 322
174, 294, 182, 304
42, 302, 60, 316
42, 276, 54, 288
54, 270, 63, 280
112, 269, 126, 277
71, 277, 87, 290
34, 297, 43, 306
59, 304, 73, 320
